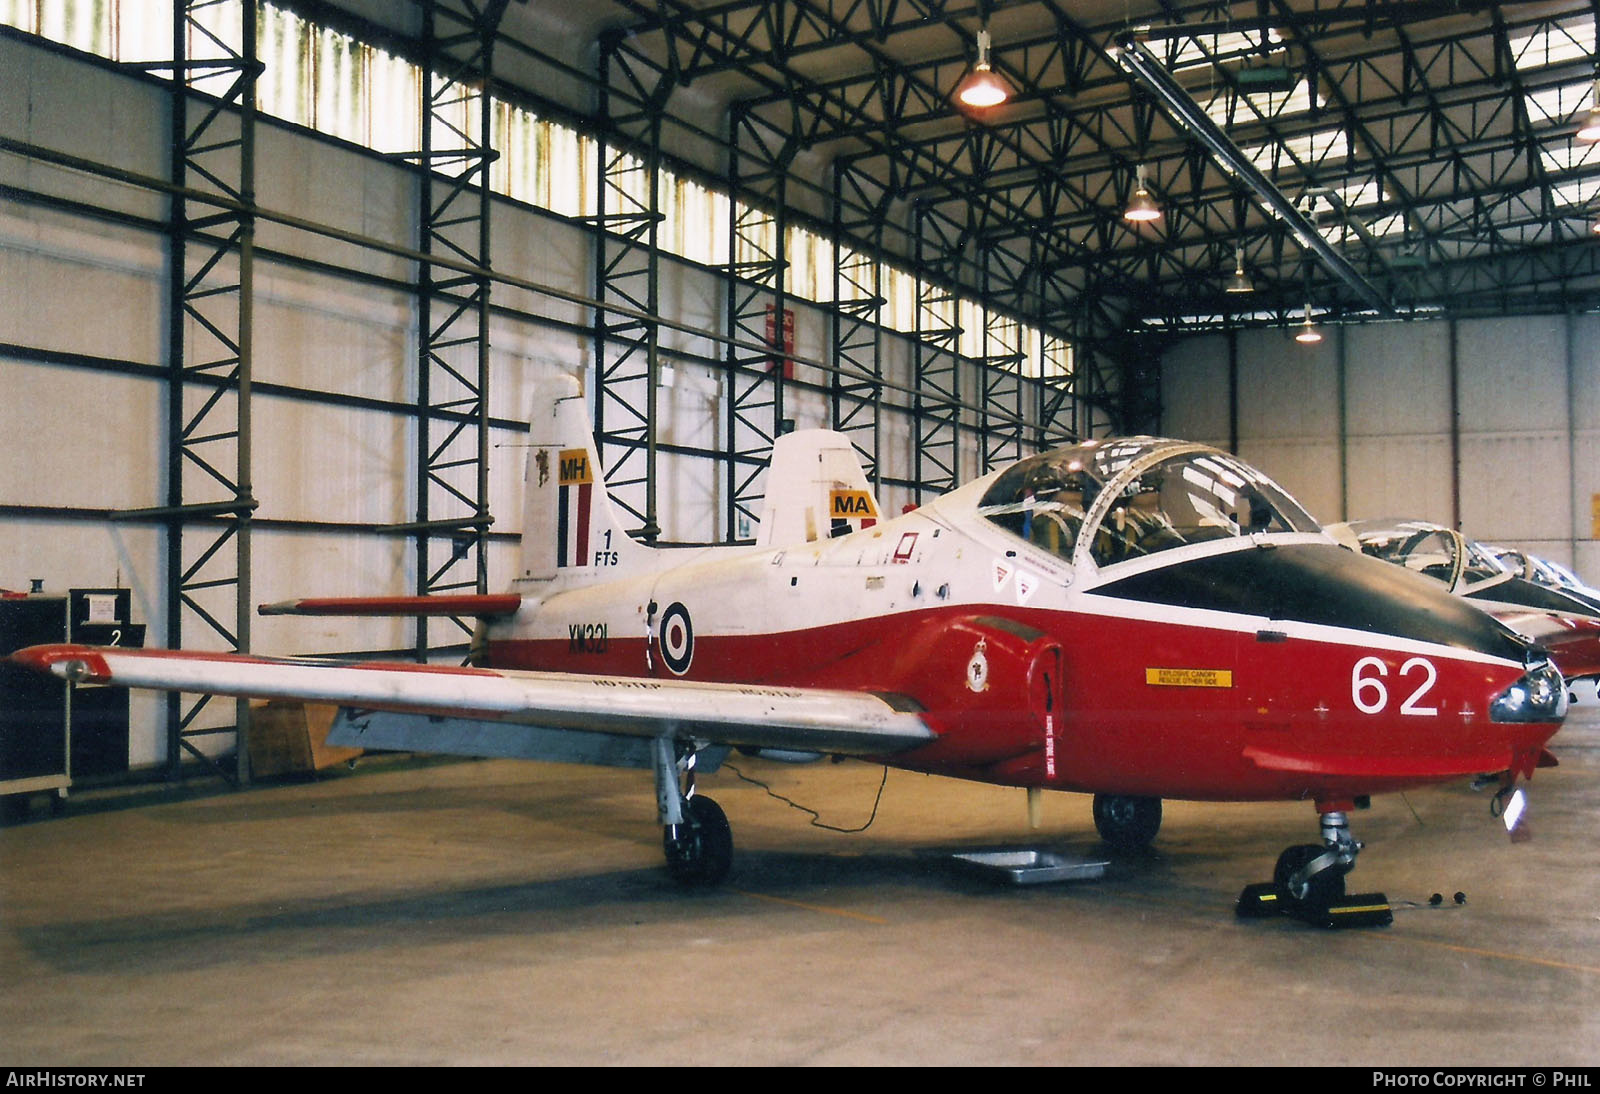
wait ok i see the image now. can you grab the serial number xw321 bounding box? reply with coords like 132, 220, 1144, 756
569, 623, 608, 654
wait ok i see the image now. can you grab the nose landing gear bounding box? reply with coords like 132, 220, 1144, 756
1238, 808, 1393, 928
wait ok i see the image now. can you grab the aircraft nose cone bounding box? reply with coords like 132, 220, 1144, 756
1489, 657, 1568, 725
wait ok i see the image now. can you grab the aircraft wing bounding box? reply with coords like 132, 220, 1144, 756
9, 644, 936, 757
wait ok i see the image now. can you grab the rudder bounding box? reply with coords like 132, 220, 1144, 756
517, 374, 653, 584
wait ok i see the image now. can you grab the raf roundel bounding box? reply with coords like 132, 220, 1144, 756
660, 602, 695, 676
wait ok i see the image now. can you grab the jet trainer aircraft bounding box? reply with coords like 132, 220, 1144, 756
12, 377, 1568, 921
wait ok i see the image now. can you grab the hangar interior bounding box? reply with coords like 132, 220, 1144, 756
3, 0, 1599, 1067
3, 0, 1597, 776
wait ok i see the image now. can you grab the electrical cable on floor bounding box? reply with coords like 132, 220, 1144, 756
1388, 892, 1468, 911
724, 761, 889, 833
1400, 791, 1424, 827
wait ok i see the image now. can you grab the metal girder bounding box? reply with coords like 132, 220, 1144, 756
724, 102, 789, 541
147, 0, 260, 786
593, 30, 667, 542
602, 0, 1600, 335
978, 257, 1026, 474
396, 0, 504, 660
912, 204, 964, 499
830, 161, 886, 489
1113, 34, 1394, 315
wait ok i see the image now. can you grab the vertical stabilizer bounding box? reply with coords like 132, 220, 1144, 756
518, 375, 653, 583
756, 430, 880, 548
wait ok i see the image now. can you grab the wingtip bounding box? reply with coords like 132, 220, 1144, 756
8, 644, 108, 683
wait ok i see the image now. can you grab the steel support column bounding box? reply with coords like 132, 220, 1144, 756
912, 205, 963, 501
593, 31, 666, 541
724, 104, 790, 541
830, 162, 886, 489
1036, 333, 1077, 446
144, 0, 260, 786
978, 255, 1025, 474
398, 0, 504, 659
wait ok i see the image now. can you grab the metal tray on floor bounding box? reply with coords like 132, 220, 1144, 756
945, 848, 1109, 886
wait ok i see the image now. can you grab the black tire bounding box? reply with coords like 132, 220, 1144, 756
1273, 843, 1346, 916
663, 794, 733, 886
1092, 794, 1162, 849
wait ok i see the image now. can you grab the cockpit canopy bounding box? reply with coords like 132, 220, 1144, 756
1342, 519, 1510, 594
978, 437, 1319, 569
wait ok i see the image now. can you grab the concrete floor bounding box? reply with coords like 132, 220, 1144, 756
2, 708, 1597, 1066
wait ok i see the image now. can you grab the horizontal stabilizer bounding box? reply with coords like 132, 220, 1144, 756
258, 595, 523, 618
10, 644, 937, 758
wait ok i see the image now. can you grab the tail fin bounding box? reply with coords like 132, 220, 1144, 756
756, 431, 880, 548
517, 375, 653, 584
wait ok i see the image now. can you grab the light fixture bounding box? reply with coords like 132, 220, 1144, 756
1124, 164, 1162, 222
1592, 217, 1600, 236
955, 28, 1010, 109
1225, 245, 1254, 293
1579, 76, 1600, 141
1294, 302, 1323, 344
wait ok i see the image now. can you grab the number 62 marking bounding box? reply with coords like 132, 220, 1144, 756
1352, 656, 1438, 716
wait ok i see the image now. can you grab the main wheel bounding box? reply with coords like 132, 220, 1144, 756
1273, 843, 1346, 917
663, 794, 733, 886
1092, 794, 1162, 849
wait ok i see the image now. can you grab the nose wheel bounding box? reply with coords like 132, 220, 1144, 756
1272, 842, 1347, 915
1239, 809, 1392, 927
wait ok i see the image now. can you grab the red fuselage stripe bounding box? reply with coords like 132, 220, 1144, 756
576, 483, 592, 568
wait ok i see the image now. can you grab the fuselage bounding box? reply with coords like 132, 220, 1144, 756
484, 440, 1563, 810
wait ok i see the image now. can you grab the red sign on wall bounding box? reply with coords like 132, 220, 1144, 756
765, 303, 795, 378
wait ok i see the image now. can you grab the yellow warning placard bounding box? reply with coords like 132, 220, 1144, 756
559, 449, 592, 485
830, 489, 878, 519
1146, 667, 1234, 688
1592, 493, 1600, 540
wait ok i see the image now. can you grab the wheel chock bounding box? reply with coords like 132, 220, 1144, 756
1310, 893, 1393, 929
1235, 882, 1282, 918
1235, 883, 1393, 928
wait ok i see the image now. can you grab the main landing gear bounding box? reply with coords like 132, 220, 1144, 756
1237, 807, 1393, 928
652, 738, 732, 886
1092, 794, 1163, 850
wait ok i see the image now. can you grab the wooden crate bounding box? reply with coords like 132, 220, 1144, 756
248, 701, 362, 777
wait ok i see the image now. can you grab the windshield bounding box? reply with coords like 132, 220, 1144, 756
978, 439, 1318, 568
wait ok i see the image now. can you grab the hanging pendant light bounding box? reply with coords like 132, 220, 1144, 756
1124, 164, 1162, 222
1225, 245, 1254, 293
956, 28, 1010, 109
1294, 302, 1323, 344
1579, 76, 1600, 141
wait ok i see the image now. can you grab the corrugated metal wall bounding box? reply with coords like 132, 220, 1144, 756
1161, 317, 1600, 585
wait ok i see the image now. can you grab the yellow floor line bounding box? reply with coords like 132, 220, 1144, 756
1369, 931, 1600, 976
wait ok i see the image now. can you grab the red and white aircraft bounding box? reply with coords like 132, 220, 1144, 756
1331, 519, 1600, 707
12, 377, 1568, 920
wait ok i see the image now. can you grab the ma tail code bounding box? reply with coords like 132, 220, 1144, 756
830, 490, 877, 518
